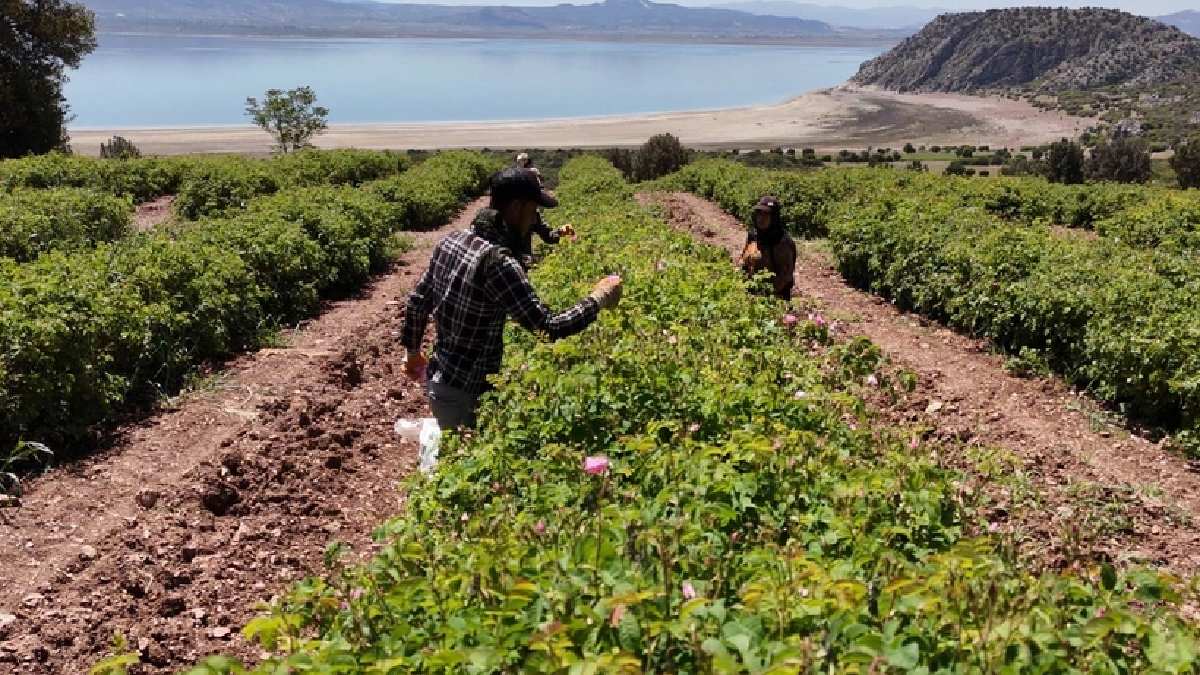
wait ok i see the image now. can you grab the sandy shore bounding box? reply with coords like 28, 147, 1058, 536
69, 85, 1095, 156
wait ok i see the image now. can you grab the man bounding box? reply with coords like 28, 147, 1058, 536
740, 195, 796, 300
515, 156, 573, 267
401, 167, 622, 429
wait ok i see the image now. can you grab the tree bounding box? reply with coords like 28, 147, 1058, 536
632, 133, 688, 182
245, 86, 329, 153
1085, 135, 1151, 184
1044, 138, 1085, 184
100, 135, 141, 159
0, 0, 97, 158
1170, 137, 1200, 189
903, 142, 916, 154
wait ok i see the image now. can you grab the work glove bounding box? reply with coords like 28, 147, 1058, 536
590, 275, 623, 310
558, 223, 576, 239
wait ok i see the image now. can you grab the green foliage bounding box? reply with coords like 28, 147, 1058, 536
633, 133, 690, 182
0, 152, 190, 203
174, 149, 413, 219
99, 136, 141, 160
1086, 136, 1152, 184
0, 0, 97, 157
1046, 138, 1085, 184
199, 157, 1198, 673
0, 151, 494, 454
244, 86, 330, 154
1171, 137, 1200, 190
0, 188, 132, 261
365, 150, 500, 230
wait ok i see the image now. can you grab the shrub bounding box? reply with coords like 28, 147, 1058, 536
1045, 138, 1085, 184
632, 133, 689, 182
0, 188, 131, 261
903, 142, 916, 153
1086, 135, 1152, 183
99, 136, 141, 160
1170, 137, 1200, 189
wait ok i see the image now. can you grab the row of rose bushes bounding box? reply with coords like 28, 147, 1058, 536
0, 151, 498, 456
0, 187, 132, 262
0, 150, 419, 263
657, 159, 1200, 246
185, 157, 1198, 674
0, 148, 412, 210
660, 160, 1200, 437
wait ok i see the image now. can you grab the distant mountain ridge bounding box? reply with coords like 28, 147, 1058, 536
852, 7, 1200, 93
1159, 10, 1200, 37
705, 2, 944, 30
85, 0, 835, 39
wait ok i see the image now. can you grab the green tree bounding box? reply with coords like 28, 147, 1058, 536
903, 142, 916, 154
1170, 137, 1200, 189
1086, 135, 1151, 183
245, 86, 330, 154
1044, 138, 1085, 184
0, 0, 97, 158
632, 133, 689, 182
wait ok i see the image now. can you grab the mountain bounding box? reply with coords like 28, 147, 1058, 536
85, 0, 835, 39
706, 2, 943, 30
1159, 10, 1200, 37
852, 8, 1200, 93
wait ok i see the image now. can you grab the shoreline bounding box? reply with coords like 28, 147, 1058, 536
68, 85, 1097, 156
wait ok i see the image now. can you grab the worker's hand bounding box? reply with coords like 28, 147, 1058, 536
558, 223, 576, 239
740, 242, 763, 272
589, 275, 623, 310
404, 349, 428, 381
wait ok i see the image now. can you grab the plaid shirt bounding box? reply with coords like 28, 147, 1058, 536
401, 209, 599, 396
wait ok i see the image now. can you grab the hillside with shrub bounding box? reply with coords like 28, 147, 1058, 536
853, 8, 1200, 144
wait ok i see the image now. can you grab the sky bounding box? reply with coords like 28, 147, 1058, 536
372, 0, 1198, 14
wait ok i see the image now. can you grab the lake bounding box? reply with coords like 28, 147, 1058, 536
65, 34, 883, 128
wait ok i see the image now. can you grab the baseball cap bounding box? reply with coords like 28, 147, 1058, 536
491, 168, 558, 208
752, 195, 780, 212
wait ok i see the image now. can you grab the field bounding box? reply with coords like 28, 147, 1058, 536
1, 151, 1199, 672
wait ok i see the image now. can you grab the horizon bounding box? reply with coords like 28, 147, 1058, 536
364, 0, 1198, 16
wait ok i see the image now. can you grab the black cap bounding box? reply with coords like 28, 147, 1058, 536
491, 168, 558, 208
752, 195, 780, 212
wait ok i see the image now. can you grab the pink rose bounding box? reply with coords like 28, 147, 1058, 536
533, 520, 546, 535
583, 456, 610, 475
782, 313, 798, 328
682, 581, 697, 600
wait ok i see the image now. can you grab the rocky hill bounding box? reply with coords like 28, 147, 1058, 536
852, 8, 1200, 93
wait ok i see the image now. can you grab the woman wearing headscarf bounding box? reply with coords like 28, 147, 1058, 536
739, 195, 795, 299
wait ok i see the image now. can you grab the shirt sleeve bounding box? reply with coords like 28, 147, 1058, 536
400, 245, 440, 351
533, 215, 560, 244
486, 255, 599, 340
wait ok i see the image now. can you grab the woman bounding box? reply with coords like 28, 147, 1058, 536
740, 195, 796, 299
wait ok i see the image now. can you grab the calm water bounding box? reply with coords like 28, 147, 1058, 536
65, 34, 882, 127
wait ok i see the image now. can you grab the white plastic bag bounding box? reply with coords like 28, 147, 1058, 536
394, 417, 442, 475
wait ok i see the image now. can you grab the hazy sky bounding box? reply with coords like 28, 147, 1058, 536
375, 0, 1197, 15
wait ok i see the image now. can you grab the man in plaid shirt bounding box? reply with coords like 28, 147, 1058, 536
401, 167, 623, 429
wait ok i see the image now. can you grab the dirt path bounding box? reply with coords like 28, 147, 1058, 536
132, 196, 176, 231
640, 191, 1200, 577
0, 198, 486, 673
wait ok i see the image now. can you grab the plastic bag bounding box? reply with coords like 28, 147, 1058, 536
395, 417, 442, 475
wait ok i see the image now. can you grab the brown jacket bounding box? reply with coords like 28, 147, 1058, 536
741, 235, 796, 299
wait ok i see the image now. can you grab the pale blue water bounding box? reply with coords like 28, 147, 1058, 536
65, 34, 882, 128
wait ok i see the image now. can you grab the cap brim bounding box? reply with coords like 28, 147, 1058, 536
537, 191, 559, 208
752, 204, 772, 212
